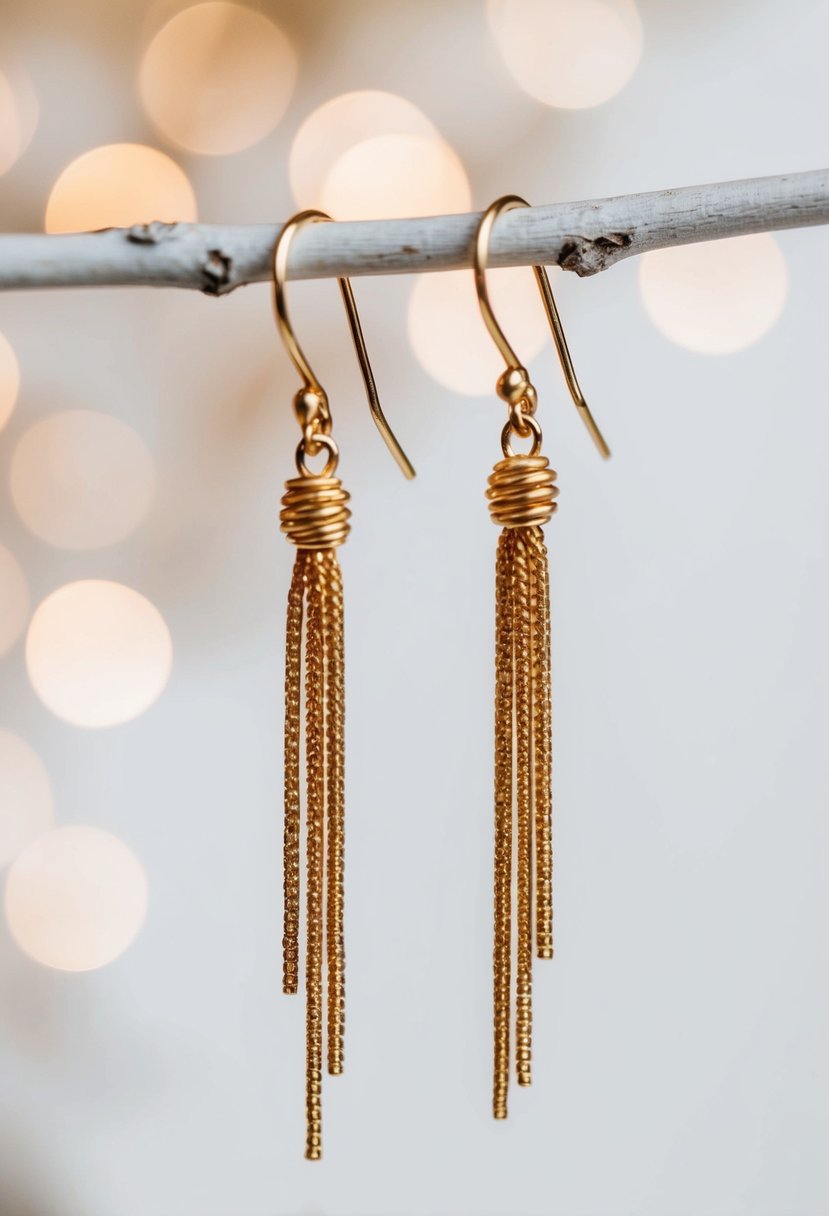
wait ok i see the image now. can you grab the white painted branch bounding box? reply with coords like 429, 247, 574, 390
0, 169, 826, 295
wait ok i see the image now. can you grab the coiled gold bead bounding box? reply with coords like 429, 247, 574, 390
486, 454, 559, 529
280, 476, 351, 549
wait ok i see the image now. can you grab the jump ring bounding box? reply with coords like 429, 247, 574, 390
297, 431, 339, 477
501, 412, 542, 458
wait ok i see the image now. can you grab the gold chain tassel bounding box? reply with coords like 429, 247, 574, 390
487, 453, 558, 1117
281, 473, 351, 1160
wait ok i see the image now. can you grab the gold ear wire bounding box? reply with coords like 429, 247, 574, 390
473, 194, 611, 459
272, 209, 415, 478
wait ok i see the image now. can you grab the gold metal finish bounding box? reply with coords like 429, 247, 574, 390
274, 210, 408, 1160
513, 533, 533, 1090
272, 210, 415, 479
322, 553, 346, 1078
490, 525, 554, 1115
527, 530, 554, 961
477, 194, 604, 1119
279, 539, 348, 1160
489, 524, 554, 1116
474, 195, 611, 460
282, 552, 305, 996
487, 454, 559, 529
280, 476, 351, 549
304, 555, 325, 1162
492, 530, 514, 1119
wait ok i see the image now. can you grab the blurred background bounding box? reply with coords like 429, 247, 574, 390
0, 1, 827, 1213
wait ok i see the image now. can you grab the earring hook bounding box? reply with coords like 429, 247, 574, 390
473, 195, 610, 460
272, 209, 415, 479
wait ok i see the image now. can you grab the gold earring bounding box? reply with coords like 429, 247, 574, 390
272, 210, 414, 1160
474, 196, 610, 1120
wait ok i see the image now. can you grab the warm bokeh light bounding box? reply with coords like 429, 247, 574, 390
26, 580, 173, 728
639, 235, 788, 354
0, 329, 20, 430
0, 71, 20, 174
11, 410, 155, 550
488, 0, 643, 109
0, 542, 30, 657
5, 825, 148, 971
408, 268, 550, 395
139, 2, 297, 155
320, 133, 471, 220
0, 730, 53, 868
0, 64, 38, 175
45, 143, 197, 234
289, 90, 440, 208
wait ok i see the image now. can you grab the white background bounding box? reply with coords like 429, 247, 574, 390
0, 1, 827, 1213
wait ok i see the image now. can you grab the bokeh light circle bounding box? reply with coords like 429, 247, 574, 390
26, 580, 173, 728
289, 90, 441, 209
0, 65, 38, 176
11, 410, 156, 550
639, 235, 788, 354
0, 329, 20, 430
408, 268, 549, 395
488, 0, 643, 109
0, 730, 53, 868
45, 143, 197, 234
140, 2, 297, 155
5, 825, 148, 971
320, 133, 471, 220
0, 543, 30, 657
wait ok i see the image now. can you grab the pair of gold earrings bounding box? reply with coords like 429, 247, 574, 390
273, 197, 610, 1160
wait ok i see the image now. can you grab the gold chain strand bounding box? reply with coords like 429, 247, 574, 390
283, 551, 306, 995
322, 551, 346, 1076
527, 528, 554, 960
513, 529, 534, 1088
304, 554, 326, 1161
493, 528, 515, 1119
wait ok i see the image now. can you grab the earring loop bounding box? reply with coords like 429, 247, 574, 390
501, 413, 543, 459
296, 431, 339, 478
473, 195, 611, 459
272, 211, 415, 479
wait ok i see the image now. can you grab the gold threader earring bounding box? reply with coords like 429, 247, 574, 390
474, 196, 611, 1120
272, 211, 415, 1160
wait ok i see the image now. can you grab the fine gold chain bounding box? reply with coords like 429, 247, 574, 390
322, 552, 346, 1077
513, 531, 534, 1089
282, 552, 306, 996
493, 530, 515, 1119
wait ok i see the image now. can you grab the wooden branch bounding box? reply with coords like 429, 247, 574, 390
0, 168, 826, 296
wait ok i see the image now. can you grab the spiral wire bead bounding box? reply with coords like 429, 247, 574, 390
280, 476, 351, 549
486, 454, 559, 529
